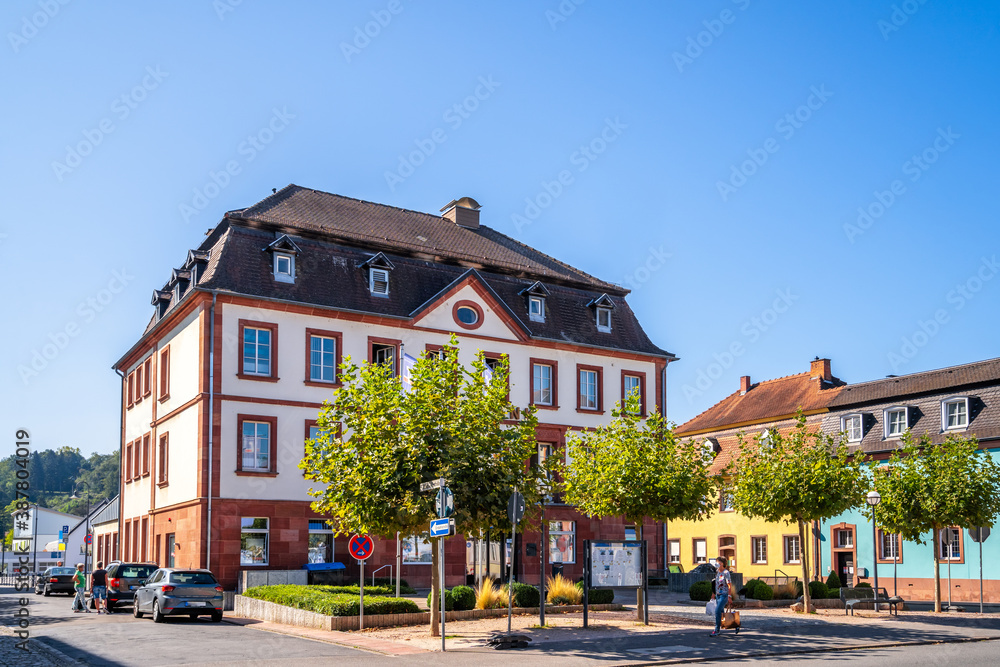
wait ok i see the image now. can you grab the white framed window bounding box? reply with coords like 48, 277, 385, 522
938, 527, 962, 561
703, 439, 718, 459
942, 397, 969, 431
243, 327, 272, 376
242, 421, 271, 471
751, 536, 767, 564
884, 407, 908, 438
579, 369, 598, 410
529, 296, 545, 323
456, 305, 479, 326
596, 306, 611, 332
274, 253, 294, 283
759, 429, 773, 449
369, 268, 389, 296
532, 363, 553, 406
880, 532, 900, 561
308, 520, 334, 563
549, 521, 576, 564
842, 414, 863, 443
720, 492, 734, 512
836, 529, 853, 548
783, 535, 801, 564
693, 538, 707, 564
309, 335, 337, 383
372, 343, 396, 374
401, 533, 433, 564
240, 518, 269, 565
668, 539, 681, 564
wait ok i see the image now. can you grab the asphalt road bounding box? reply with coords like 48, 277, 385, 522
699, 638, 1000, 666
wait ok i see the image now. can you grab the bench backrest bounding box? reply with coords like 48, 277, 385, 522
840, 587, 891, 600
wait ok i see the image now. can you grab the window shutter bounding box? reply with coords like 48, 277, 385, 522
370, 268, 389, 295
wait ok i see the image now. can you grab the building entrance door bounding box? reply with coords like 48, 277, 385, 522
836, 552, 852, 586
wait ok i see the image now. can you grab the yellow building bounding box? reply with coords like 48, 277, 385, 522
668, 359, 844, 582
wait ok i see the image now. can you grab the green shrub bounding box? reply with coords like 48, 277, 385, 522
826, 571, 842, 590
856, 581, 872, 588
312, 585, 393, 596
504, 582, 540, 608
828, 587, 841, 599
752, 582, 773, 600
689, 580, 712, 601
744, 579, 764, 599
426, 589, 455, 611
345, 578, 416, 594
586, 588, 615, 605
243, 585, 419, 616
794, 580, 803, 597
809, 581, 829, 600
451, 585, 476, 611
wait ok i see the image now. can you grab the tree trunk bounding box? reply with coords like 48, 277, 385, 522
430, 540, 440, 636
636, 523, 644, 621
798, 518, 811, 613
933, 526, 942, 613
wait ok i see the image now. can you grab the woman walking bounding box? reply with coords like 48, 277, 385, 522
710, 556, 731, 636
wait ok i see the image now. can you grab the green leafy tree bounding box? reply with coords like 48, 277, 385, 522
560, 392, 718, 617
872, 432, 1000, 612
302, 339, 545, 636
730, 414, 868, 612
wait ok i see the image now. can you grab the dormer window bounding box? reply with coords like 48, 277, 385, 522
842, 414, 863, 443
759, 429, 773, 449
703, 438, 719, 459
274, 253, 294, 283
941, 397, 969, 431
529, 296, 545, 323
587, 294, 615, 333
884, 407, 908, 439
360, 252, 394, 298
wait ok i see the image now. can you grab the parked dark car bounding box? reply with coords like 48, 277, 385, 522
34, 567, 77, 596
105, 562, 158, 612
133, 569, 224, 622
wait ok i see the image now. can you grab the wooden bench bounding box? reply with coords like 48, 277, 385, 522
840, 586, 904, 615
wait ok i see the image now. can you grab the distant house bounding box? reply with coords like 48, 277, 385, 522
10, 505, 83, 572
112, 185, 675, 589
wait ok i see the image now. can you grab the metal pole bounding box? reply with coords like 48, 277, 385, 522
979, 538, 984, 615
439, 484, 445, 652
359, 559, 365, 630
947, 531, 953, 610
872, 508, 879, 613
540, 507, 546, 627
507, 514, 515, 633
31, 503, 39, 577
583, 540, 590, 629
642, 540, 649, 625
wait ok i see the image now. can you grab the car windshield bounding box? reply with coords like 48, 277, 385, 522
120, 565, 157, 578
169, 572, 218, 585
50, 568, 76, 575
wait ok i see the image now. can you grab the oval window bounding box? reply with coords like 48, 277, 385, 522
456, 306, 479, 326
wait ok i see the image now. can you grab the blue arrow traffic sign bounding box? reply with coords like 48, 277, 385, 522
430, 518, 454, 538
349, 534, 374, 561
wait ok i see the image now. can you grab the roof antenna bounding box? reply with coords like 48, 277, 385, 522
272, 188, 277, 194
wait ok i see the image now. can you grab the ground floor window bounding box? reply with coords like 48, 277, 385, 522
401, 533, 432, 564
668, 539, 680, 564
751, 536, 767, 564
241, 518, 269, 565
549, 521, 576, 564
625, 525, 637, 541
783, 535, 801, 564
166, 533, 176, 568
693, 538, 707, 564
938, 527, 963, 561
879, 530, 901, 562
308, 521, 335, 563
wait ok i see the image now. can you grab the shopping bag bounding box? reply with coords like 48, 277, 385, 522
721, 610, 740, 629
705, 599, 717, 617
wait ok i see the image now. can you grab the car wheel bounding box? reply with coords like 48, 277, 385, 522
211, 612, 223, 623
34, 587, 41, 595
106, 602, 115, 614
43, 587, 50, 597
133, 601, 143, 619
152, 600, 164, 624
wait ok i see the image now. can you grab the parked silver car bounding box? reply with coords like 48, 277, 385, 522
132, 568, 224, 622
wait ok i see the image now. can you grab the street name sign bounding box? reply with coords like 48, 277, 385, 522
420, 478, 446, 492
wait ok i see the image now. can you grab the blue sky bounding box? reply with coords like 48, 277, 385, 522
2, 1, 998, 456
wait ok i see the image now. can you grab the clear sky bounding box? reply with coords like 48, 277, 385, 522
2, 1, 998, 455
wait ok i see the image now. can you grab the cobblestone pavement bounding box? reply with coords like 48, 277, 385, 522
0, 625, 74, 667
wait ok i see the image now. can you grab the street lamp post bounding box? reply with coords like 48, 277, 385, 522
71, 484, 91, 577
866, 490, 882, 613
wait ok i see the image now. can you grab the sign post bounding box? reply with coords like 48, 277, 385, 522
348, 534, 374, 630
506, 491, 525, 634
420, 477, 449, 651
970, 527, 991, 614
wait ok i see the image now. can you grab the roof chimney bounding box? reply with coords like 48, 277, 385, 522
441, 197, 481, 229
740, 375, 751, 395
810, 357, 832, 382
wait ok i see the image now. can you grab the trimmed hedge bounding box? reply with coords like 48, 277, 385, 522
427, 589, 455, 611
312, 585, 394, 596
586, 588, 615, 605
689, 580, 712, 601
856, 581, 872, 588
752, 581, 773, 600
243, 585, 419, 616
344, 578, 416, 594
504, 582, 541, 608
451, 585, 476, 611
826, 571, 842, 590
809, 581, 829, 600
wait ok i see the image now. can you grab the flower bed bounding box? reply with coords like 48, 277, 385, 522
242, 584, 419, 616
